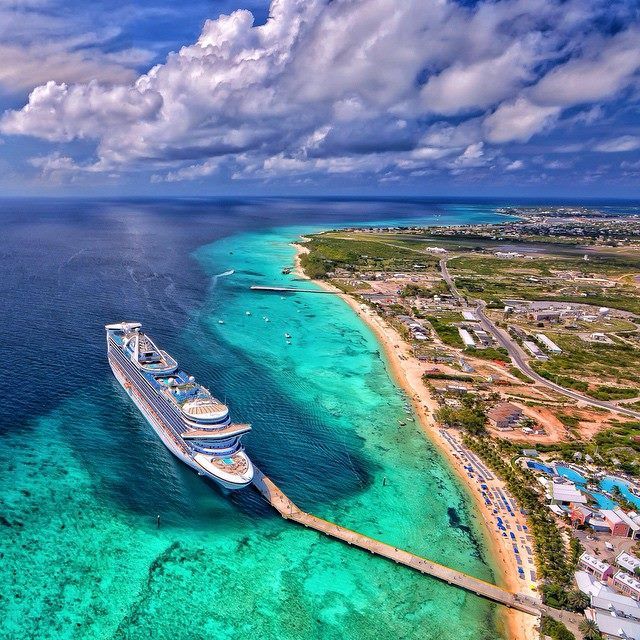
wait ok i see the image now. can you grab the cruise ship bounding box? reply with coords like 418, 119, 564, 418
105, 322, 254, 489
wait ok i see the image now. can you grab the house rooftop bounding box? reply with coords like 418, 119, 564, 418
615, 571, 640, 592
618, 552, 640, 573
488, 402, 522, 421
581, 552, 612, 573
589, 610, 640, 640
575, 571, 614, 597
592, 594, 640, 620
553, 481, 587, 504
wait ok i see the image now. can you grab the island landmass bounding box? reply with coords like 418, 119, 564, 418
293, 207, 640, 640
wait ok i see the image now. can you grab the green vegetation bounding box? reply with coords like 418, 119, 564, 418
400, 283, 432, 297
427, 315, 464, 348
299, 251, 329, 278
536, 422, 640, 476
543, 580, 589, 612
534, 368, 589, 391
591, 385, 638, 401
450, 253, 639, 279
462, 437, 583, 605
399, 281, 449, 298
422, 372, 474, 382
508, 366, 534, 384
609, 486, 636, 512
557, 414, 580, 428
449, 253, 640, 314
329, 279, 371, 293
579, 619, 603, 640
541, 616, 576, 640
301, 234, 439, 277
435, 396, 486, 435
532, 333, 640, 390
464, 346, 510, 363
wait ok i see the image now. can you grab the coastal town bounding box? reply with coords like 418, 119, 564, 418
294, 208, 640, 640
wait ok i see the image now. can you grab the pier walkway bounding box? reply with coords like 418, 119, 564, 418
252, 468, 546, 617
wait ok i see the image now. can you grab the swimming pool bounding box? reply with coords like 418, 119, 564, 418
526, 461, 554, 474
555, 465, 587, 485
600, 477, 640, 509
590, 492, 618, 510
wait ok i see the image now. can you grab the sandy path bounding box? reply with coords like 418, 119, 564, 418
292, 244, 539, 640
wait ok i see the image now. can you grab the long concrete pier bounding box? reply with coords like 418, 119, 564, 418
250, 285, 338, 294
252, 468, 542, 616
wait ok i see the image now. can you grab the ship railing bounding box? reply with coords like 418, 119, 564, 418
111, 358, 190, 457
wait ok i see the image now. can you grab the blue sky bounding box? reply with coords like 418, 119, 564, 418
0, 0, 639, 198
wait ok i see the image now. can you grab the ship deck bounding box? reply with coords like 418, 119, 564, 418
181, 424, 251, 439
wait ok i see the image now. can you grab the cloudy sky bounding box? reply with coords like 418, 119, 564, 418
0, 0, 639, 197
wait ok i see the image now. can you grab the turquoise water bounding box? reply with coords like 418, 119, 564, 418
540, 465, 620, 508
552, 465, 640, 508
0, 203, 506, 639
591, 492, 618, 509
541, 465, 640, 509
600, 477, 640, 509
555, 466, 587, 485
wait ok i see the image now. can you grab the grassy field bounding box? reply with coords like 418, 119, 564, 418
449, 253, 640, 314
532, 333, 640, 390
426, 312, 464, 348
451, 253, 640, 276
301, 234, 440, 277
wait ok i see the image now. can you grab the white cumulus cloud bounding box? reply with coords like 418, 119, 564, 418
2, 0, 640, 183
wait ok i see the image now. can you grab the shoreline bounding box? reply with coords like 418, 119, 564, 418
293, 243, 538, 640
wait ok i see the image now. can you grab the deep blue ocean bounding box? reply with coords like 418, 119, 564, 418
0, 197, 636, 640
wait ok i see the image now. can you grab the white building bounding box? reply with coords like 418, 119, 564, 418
576, 571, 615, 597
462, 310, 478, 322
579, 552, 614, 581
535, 333, 562, 354
613, 571, 640, 601
550, 481, 587, 506
587, 609, 640, 640
495, 251, 523, 258
458, 328, 475, 348
618, 552, 640, 574
592, 592, 640, 620
522, 340, 548, 360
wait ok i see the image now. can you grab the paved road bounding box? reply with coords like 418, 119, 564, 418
439, 258, 640, 421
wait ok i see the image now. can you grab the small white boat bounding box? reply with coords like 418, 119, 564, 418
285, 333, 292, 339
218, 320, 224, 324
245, 311, 251, 316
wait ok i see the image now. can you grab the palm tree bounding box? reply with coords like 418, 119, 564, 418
579, 618, 602, 640
567, 589, 589, 612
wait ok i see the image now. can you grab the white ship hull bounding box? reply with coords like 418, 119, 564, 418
109, 357, 252, 490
